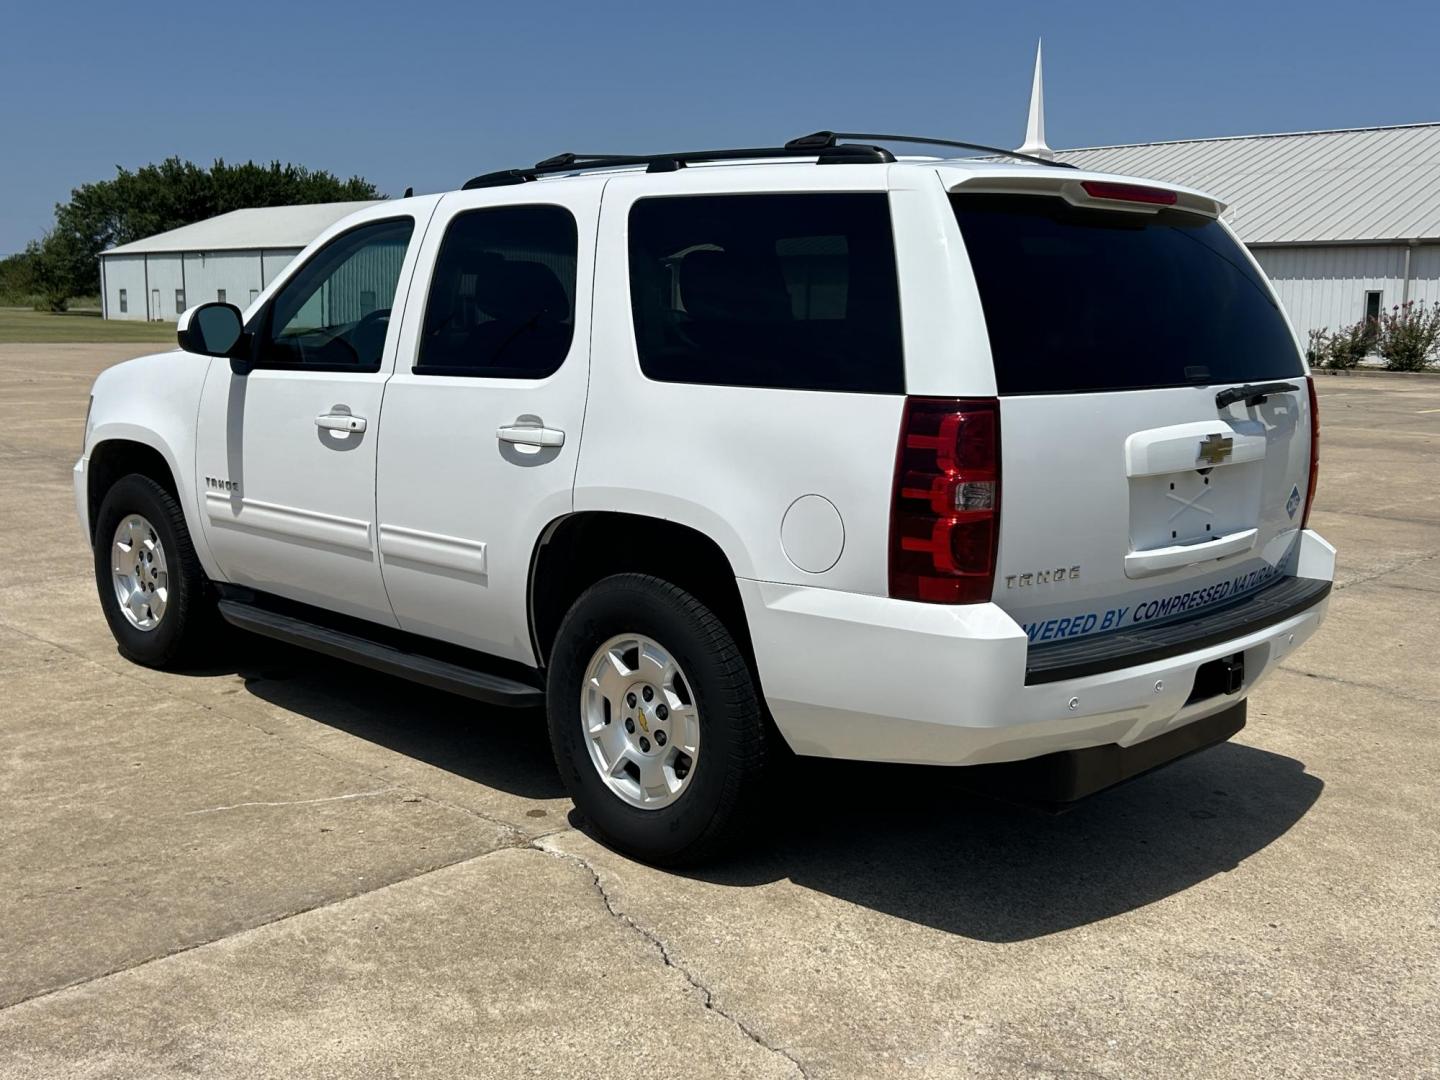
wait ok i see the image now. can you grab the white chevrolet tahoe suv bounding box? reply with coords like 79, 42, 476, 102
77, 133, 1334, 864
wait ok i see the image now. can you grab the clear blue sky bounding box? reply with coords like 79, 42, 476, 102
2, 0, 1437, 254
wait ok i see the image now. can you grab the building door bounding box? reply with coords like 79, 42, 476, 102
1364, 290, 1383, 325
150, 289, 161, 321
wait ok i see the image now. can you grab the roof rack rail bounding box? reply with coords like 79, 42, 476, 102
461, 142, 896, 190
786, 131, 1076, 169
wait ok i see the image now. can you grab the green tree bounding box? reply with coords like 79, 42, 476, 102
31, 230, 94, 311
39, 158, 382, 300
0, 250, 39, 304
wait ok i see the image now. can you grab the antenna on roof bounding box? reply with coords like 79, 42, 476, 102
402, 186, 414, 198
1016, 39, 1054, 161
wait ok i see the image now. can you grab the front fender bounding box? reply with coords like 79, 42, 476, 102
83, 349, 225, 581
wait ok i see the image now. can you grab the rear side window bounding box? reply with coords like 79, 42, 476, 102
417, 205, 578, 378
952, 194, 1303, 394
628, 194, 904, 393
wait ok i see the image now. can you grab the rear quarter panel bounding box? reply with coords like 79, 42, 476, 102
576, 166, 912, 594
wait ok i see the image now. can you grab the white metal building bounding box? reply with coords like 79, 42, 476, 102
100, 201, 379, 321
1056, 123, 1440, 339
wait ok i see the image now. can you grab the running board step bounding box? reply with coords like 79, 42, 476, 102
217, 599, 544, 708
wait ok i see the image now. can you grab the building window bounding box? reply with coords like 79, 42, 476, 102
175, 289, 186, 312
118, 289, 128, 314
1364, 290, 1382, 326
217, 289, 226, 304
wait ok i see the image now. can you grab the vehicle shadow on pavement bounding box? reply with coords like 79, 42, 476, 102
218, 639, 1321, 943
689, 745, 1323, 942
227, 640, 565, 802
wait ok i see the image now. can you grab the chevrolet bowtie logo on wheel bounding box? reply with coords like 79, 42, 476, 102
1198, 433, 1234, 466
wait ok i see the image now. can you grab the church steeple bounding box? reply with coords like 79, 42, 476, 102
1017, 40, 1054, 160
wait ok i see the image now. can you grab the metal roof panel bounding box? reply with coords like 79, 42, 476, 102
1057, 124, 1440, 243
101, 201, 383, 256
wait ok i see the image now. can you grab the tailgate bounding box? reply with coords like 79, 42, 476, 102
949, 187, 1314, 645
997, 384, 1309, 644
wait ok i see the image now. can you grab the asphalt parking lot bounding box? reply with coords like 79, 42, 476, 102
1, 343, 1436, 1079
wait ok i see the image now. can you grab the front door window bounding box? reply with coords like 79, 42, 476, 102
256, 218, 415, 371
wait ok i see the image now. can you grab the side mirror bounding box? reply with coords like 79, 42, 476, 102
177, 302, 246, 359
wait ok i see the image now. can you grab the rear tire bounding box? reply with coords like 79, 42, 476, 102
93, 473, 216, 669
546, 573, 771, 866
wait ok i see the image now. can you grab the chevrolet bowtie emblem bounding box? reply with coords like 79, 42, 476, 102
636, 711, 649, 734
1198, 433, 1233, 466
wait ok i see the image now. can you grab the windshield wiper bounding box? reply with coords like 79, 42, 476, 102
1215, 382, 1300, 409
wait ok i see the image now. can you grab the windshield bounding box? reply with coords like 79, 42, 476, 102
951, 194, 1304, 395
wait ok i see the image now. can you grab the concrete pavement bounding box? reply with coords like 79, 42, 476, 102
0, 345, 1435, 1078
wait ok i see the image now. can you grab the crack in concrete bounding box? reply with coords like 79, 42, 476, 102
0, 618, 589, 1017
1313, 507, 1440, 527
184, 789, 399, 815
0, 614, 539, 847
1275, 664, 1440, 706
0, 829, 576, 1014
0, 850, 509, 1013
534, 838, 810, 1079
1332, 548, 1440, 591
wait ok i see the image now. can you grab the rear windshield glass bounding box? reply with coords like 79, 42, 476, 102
951, 194, 1303, 395
629, 193, 904, 394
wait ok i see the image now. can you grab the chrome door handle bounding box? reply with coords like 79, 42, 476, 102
496, 422, 565, 448
315, 412, 367, 433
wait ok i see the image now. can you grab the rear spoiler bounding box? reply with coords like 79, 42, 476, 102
943, 170, 1226, 219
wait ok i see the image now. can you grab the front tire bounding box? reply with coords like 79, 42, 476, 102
93, 473, 215, 669
546, 574, 771, 866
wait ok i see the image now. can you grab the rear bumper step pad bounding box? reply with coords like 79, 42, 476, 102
1024, 575, 1331, 685
960, 699, 1247, 807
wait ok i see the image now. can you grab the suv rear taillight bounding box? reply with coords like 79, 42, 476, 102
1302, 375, 1320, 528
889, 397, 1001, 604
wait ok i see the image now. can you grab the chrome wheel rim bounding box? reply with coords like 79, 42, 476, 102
581, 634, 700, 810
111, 514, 168, 631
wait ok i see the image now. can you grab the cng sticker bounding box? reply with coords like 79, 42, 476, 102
1286, 484, 1302, 519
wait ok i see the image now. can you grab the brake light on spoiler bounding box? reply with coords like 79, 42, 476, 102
889, 398, 1001, 604
1080, 180, 1178, 206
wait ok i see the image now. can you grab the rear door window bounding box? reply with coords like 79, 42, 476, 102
628, 193, 904, 393
416, 205, 578, 378
951, 194, 1303, 394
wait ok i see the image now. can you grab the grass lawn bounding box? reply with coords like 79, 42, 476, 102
0, 308, 177, 345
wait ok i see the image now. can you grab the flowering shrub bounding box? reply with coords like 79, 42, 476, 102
1324, 319, 1373, 369
1305, 327, 1330, 367
1376, 301, 1440, 372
